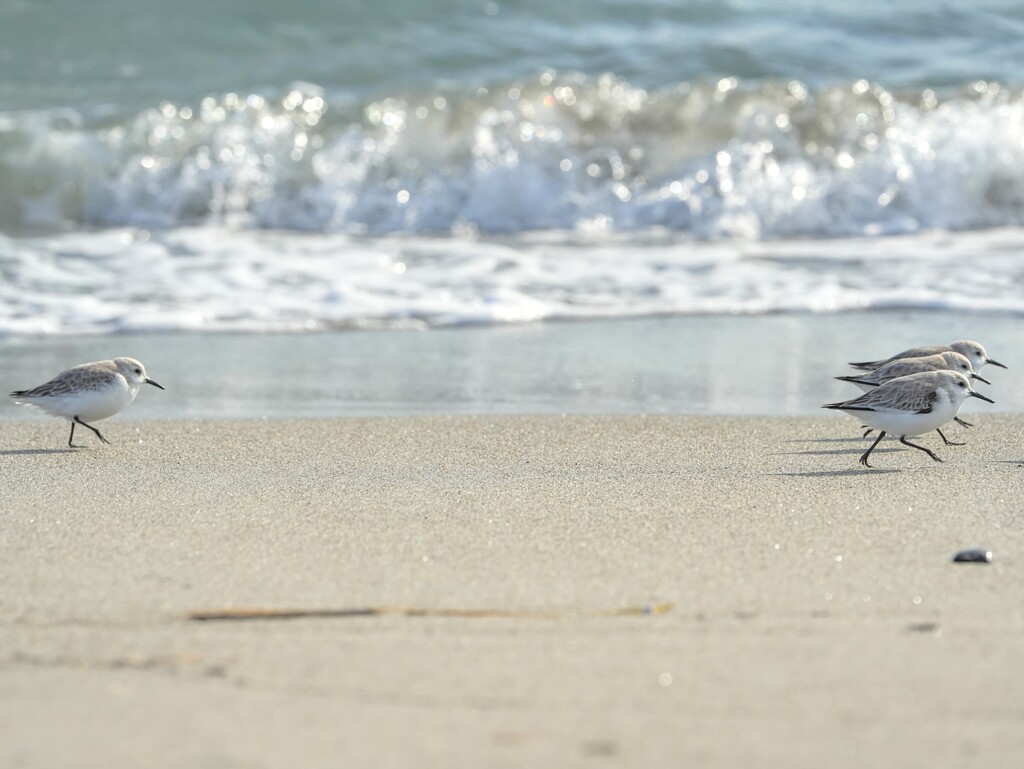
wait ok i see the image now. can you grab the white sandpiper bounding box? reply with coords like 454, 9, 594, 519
836, 351, 989, 392
848, 340, 1006, 373
10, 357, 165, 448
836, 351, 990, 437
822, 370, 994, 468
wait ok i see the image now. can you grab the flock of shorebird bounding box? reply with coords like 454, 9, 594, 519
5, 342, 1010, 467
824, 340, 1006, 468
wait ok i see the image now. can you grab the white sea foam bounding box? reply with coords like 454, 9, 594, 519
3, 226, 1024, 335
4, 77, 1024, 238
3, 74, 1024, 335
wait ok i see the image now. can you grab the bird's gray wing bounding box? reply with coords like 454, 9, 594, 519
13, 364, 118, 398
845, 380, 938, 413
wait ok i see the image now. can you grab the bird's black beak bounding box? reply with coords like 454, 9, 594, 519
971, 373, 991, 385
146, 378, 165, 390
987, 358, 1007, 369
969, 390, 994, 404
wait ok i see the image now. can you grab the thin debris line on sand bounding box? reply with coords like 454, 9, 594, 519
184, 603, 674, 622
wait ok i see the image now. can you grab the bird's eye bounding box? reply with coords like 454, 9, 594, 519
957, 381, 965, 387
135, 368, 142, 374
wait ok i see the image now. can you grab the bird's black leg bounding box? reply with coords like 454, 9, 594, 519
900, 436, 941, 462
67, 421, 79, 449
862, 426, 874, 438
936, 428, 964, 447
73, 416, 110, 445
954, 417, 973, 428
860, 431, 886, 468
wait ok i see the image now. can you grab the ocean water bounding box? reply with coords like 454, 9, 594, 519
1, 312, 1020, 418
3, 0, 1024, 335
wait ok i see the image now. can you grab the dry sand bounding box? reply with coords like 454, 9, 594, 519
1, 414, 1022, 768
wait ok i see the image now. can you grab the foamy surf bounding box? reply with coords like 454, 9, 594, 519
3, 226, 1024, 335
3, 77, 1024, 239
4, 0, 1024, 338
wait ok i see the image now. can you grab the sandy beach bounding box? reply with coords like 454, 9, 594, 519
1, 414, 1022, 768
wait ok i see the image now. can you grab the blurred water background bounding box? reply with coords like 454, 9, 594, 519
1, 1, 1021, 414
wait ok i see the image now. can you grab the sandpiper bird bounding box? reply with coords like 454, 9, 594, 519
823, 370, 994, 468
836, 351, 991, 440
848, 340, 1006, 373
836, 351, 989, 392
10, 357, 165, 447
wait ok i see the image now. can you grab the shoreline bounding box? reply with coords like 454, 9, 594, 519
1, 311, 1020, 420
2, 415, 1022, 767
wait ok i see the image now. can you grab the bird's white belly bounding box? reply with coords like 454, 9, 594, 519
851, 399, 958, 437
51, 384, 136, 422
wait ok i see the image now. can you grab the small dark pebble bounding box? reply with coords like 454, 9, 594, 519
952, 549, 993, 563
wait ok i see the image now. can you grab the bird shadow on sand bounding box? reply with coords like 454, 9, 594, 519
775, 445, 895, 458
774, 443, 913, 475
772, 467, 901, 478
784, 436, 865, 444
0, 448, 76, 456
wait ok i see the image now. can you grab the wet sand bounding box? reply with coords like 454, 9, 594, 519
1, 415, 1022, 768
